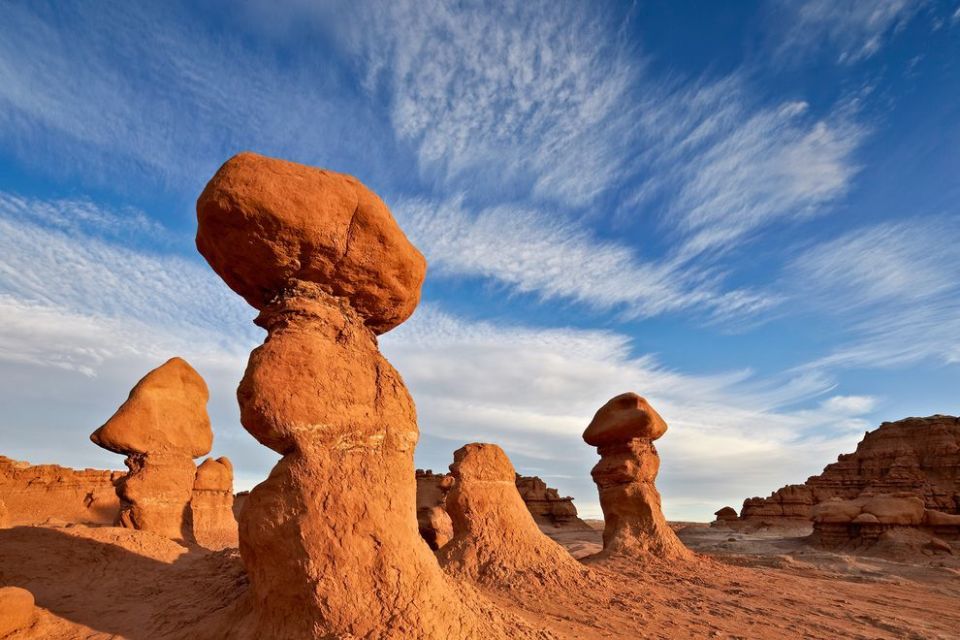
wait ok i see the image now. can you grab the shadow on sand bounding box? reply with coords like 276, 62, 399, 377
0, 526, 248, 639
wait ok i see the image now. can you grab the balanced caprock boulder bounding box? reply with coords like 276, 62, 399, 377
196, 152, 543, 639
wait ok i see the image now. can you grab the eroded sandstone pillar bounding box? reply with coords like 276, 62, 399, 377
439, 443, 591, 589
91, 357, 212, 541
196, 152, 539, 639
583, 393, 692, 560
192, 457, 239, 550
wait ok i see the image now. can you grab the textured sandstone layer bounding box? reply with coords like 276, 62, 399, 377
192, 457, 239, 550
742, 415, 960, 522
515, 474, 588, 528
584, 393, 692, 560
711, 506, 739, 527
811, 493, 960, 548
91, 357, 213, 541
0, 586, 35, 637
416, 469, 454, 549
0, 456, 122, 527
416, 468, 587, 546
438, 443, 591, 589
197, 152, 540, 639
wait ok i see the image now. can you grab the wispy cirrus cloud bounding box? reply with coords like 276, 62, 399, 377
630, 78, 867, 259
789, 216, 960, 369
342, 0, 639, 209
770, 0, 925, 64
395, 196, 775, 321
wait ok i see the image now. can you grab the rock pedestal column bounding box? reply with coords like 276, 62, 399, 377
192, 457, 239, 550
439, 443, 590, 589
196, 152, 539, 639
583, 393, 691, 560
91, 357, 212, 541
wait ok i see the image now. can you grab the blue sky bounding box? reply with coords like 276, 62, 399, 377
1, 0, 958, 521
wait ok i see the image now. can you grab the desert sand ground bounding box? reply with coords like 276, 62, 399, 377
2, 520, 957, 640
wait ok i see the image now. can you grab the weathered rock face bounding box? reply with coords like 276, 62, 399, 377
711, 506, 739, 527
742, 415, 960, 522
811, 494, 960, 549
197, 152, 538, 639
0, 456, 122, 527
416, 469, 454, 549
191, 457, 239, 550
415, 468, 587, 544
515, 474, 587, 528
583, 393, 692, 560
91, 357, 213, 540
0, 586, 35, 637
438, 443, 590, 589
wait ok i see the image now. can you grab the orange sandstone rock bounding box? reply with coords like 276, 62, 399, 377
0, 586, 35, 637
583, 393, 692, 560
191, 457, 239, 550
0, 457, 121, 527
439, 443, 591, 590
742, 415, 960, 522
196, 151, 426, 335
90, 357, 213, 458
196, 153, 540, 639
90, 357, 212, 540
416, 469, 454, 549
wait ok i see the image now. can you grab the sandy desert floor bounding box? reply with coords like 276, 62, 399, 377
1, 521, 958, 640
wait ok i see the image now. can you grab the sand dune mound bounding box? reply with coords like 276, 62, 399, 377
438, 443, 593, 590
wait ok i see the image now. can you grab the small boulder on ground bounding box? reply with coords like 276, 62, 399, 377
0, 586, 35, 636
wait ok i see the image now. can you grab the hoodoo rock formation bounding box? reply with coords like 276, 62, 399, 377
515, 474, 588, 528
811, 493, 960, 549
583, 393, 692, 560
191, 457, 239, 550
711, 506, 739, 527
741, 415, 960, 523
415, 468, 587, 545
416, 469, 454, 550
438, 443, 591, 589
90, 357, 213, 540
196, 152, 539, 639
0, 456, 121, 527
0, 587, 35, 637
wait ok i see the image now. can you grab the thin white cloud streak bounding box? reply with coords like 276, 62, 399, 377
339, 0, 638, 209
395, 196, 775, 321
0, 192, 258, 343
771, 0, 924, 64
789, 217, 960, 369
0, 1, 380, 191
385, 306, 880, 520
631, 80, 867, 259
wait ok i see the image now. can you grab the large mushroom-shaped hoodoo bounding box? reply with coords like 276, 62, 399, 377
91, 357, 212, 540
438, 443, 592, 589
196, 152, 542, 639
583, 393, 692, 560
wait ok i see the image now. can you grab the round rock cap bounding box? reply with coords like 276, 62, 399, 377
196, 152, 426, 334
90, 357, 213, 458
583, 392, 668, 447
449, 443, 516, 482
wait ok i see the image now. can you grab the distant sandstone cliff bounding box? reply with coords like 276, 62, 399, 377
741, 415, 960, 522
0, 455, 122, 526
